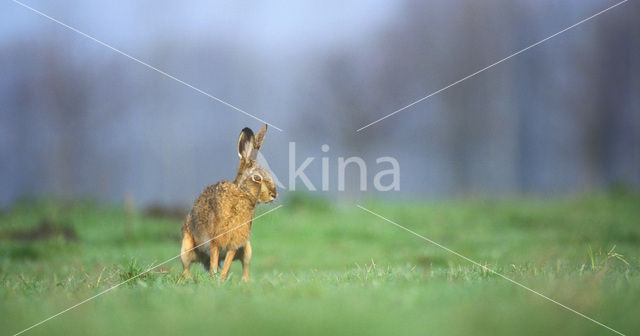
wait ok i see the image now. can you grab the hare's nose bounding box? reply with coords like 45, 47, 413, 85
269, 192, 277, 199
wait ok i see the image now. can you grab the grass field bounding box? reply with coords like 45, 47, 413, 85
1, 192, 639, 335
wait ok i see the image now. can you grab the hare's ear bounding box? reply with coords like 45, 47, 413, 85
250, 124, 268, 160
254, 124, 268, 150
238, 127, 255, 160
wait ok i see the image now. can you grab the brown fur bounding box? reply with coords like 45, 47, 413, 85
181, 125, 276, 281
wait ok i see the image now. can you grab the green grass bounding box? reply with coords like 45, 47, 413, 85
1, 193, 639, 335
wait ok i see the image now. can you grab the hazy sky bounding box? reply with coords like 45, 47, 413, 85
2, 1, 399, 54
1, 0, 636, 206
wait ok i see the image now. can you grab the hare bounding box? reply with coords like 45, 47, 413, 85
181, 124, 277, 281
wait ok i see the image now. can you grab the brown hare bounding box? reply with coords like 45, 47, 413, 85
181, 124, 277, 281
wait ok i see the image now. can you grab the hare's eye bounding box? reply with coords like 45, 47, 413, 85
252, 174, 262, 183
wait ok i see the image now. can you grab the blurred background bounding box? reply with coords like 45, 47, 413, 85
2, 3, 640, 335
1, 0, 638, 207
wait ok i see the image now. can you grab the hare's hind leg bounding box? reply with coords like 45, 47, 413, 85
180, 233, 196, 279
241, 241, 252, 282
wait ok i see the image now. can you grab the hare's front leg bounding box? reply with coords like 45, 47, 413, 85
241, 241, 252, 282
220, 249, 236, 281
209, 241, 220, 276
180, 233, 196, 279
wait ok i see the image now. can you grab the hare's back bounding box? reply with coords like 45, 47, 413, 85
185, 180, 253, 251
185, 180, 240, 232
